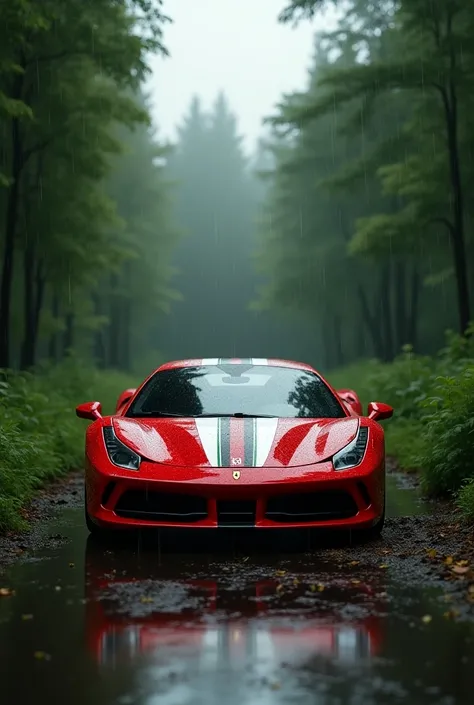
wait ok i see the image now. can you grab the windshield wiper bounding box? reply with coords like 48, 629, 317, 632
132, 412, 277, 418
132, 411, 194, 417
193, 412, 277, 418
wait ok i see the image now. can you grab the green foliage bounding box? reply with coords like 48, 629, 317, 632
457, 479, 474, 522
331, 328, 474, 515
260, 0, 474, 366
0, 1, 177, 372
0, 361, 136, 531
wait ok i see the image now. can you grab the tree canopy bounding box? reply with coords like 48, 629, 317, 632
254, 0, 474, 367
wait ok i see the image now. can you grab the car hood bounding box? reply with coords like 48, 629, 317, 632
112, 416, 359, 468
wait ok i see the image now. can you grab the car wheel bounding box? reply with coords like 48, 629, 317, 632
359, 504, 385, 542
84, 486, 107, 538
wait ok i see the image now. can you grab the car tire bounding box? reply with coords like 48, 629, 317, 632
84, 486, 106, 538
359, 504, 385, 542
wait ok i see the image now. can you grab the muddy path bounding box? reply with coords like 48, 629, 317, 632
1, 467, 474, 704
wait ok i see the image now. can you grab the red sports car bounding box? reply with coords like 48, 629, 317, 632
76, 358, 393, 539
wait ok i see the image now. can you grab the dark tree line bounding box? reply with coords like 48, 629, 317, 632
0, 0, 177, 373
255, 0, 474, 368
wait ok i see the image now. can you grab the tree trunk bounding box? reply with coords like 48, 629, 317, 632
321, 314, 332, 370
48, 293, 60, 362
108, 273, 121, 368
92, 293, 106, 368
394, 260, 407, 353
332, 315, 344, 368
63, 312, 74, 357
380, 263, 394, 361
438, 12, 471, 333
120, 298, 131, 371
0, 75, 24, 368
407, 265, 420, 350
20, 243, 35, 370
357, 284, 385, 360
20, 156, 45, 370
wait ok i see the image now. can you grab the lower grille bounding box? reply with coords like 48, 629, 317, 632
357, 482, 371, 508
217, 500, 256, 527
114, 490, 207, 522
265, 491, 358, 523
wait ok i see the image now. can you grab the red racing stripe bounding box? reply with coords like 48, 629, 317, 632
229, 417, 246, 467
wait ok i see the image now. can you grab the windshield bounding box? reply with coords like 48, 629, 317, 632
125, 364, 346, 419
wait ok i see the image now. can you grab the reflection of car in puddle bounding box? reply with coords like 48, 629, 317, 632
85, 539, 385, 669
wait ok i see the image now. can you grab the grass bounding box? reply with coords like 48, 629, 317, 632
328, 328, 474, 520
0, 358, 137, 532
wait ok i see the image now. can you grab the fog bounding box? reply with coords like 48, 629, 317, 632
148, 0, 340, 152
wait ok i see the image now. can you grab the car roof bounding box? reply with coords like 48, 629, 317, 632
157, 358, 317, 373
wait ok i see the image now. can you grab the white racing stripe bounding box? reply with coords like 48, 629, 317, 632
255, 418, 279, 466
202, 358, 219, 365
195, 415, 279, 467
195, 418, 219, 466
251, 358, 268, 365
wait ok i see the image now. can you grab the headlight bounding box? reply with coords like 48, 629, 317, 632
103, 426, 141, 471
332, 426, 368, 470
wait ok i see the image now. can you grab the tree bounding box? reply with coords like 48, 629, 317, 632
277, 0, 473, 337
0, 0, 170, 368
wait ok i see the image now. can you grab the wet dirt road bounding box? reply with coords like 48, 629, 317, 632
1, 476, 474, 705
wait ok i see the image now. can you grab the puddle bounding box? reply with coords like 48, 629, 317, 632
0, 482, 471, 705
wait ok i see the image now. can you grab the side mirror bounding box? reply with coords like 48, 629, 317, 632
367, 401, 393, 422
76, 401, 102, 421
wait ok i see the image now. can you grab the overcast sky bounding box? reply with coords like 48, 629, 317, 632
147, 0, 339, 154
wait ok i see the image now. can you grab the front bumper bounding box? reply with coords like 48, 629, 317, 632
85, 457, 385, 530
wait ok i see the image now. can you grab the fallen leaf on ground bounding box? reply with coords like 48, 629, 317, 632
444, 556, 454, 566
140, 597, 154, 604
443, 609, 460, 619
275, 570, 286, 577
349, 561, 359, 566
379, 564, 389, 569
426, 549, 437, 559
0, 588, 14, 597
468, 585, 474, 594
456, 560, 469, 567
422, 615, 432, 624
293, 578, 299, 586
452, 566, 469, 576
351, 579, 361, 585
34, 651, 51, 661
21, 614, 33, 621
68, 563, 75, 568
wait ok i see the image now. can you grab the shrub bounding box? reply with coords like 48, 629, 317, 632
0, 359, 137, 531
329, 329, 474, 513
457, 479, 474, 521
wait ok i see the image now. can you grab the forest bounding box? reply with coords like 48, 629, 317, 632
0, 0, 473, 529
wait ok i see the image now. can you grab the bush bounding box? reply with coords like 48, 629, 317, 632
0, 359, 137, 532
458, 479, 474, 521
330, 328, 474, 517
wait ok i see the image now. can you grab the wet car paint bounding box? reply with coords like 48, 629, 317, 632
0, 475, 473, 705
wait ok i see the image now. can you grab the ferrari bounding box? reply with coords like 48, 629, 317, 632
76, 358, 393, 539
